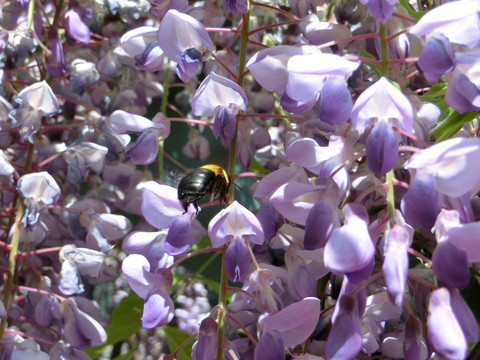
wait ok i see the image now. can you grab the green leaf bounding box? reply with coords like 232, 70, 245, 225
398, 0, 424, 20
432, 110, 479, 141
164, 325, 194, 360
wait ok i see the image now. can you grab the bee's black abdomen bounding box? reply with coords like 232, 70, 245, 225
178, 166, 230, 213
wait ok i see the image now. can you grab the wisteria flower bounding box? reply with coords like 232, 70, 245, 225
359, 0, 398, 24
157, 9, 215, 82
109, 110, 170, 165
121, 26, 165, 72
191, 72, 248, 146
122, 254, 175, 328
9, 81, 60, 143
17, 172, 61, 228
208, 201, 264, 282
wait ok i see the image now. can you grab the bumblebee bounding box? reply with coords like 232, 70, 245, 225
178, 164, 231, 214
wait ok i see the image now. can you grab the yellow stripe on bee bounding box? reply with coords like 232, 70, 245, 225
200, 164, 229, 182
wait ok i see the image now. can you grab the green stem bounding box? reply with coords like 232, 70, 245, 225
27, 0, 35, 31
0, 142, 35, 340
218, 4, 252, 359
378, 23, 395, 219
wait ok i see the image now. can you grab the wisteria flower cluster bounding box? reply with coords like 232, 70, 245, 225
0, 0, 479, 359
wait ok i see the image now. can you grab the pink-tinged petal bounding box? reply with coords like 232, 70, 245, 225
109, 110, 155, 133
208, 201, 265, 248
351, 77, 414, 134
164, 215, 194, 256
409, 1, 480, 48
141, 182, 184, 229
324, 204, 374, 275
270, 182, 327, 226
286, 52, 359, 103
142, 289, 174, 328
326, 295, 362, 360
246, 45, 319, 94
225, 237, 251, 283
191, 72, 247, 116
406, 137, 480, 197
260, 297, 320, 347
157, 9, 214, 61
428, 288, 468, 360
382, 225, 411, 307
253, 166, 310, 200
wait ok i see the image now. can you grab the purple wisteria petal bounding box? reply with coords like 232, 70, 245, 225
46, 28, 66, 78
326, 295, 362, 360
304, 201, 339, 250
109, 110, 156, 133
366, 121, 398, 175
254, 165, 310, 201
60, 245, 105, 279
445, 74, 480, 114
417, 34, 455, 82
359, 0, 397, 24
121, 26, 164, 72
192, 317, 218, 360
449, 289, 479, 343
157, 10, 214, 79
351, 77, 414, 135
447, 222, 480, 263
126, 129, 159, 165
286, 52, 359, 104
9, 81, 60, 142
142, 288, 175, 328
141, 181, 185, 229
17, 172, 61, 206
59, 260, 83, 295
319, 77, 353, 125
409, 1, 480, 48
260, 297, 320, 347
428, 288, 468, 360
406, 137, 480, 197
122, 230, 173, 270
121, 254, 152, 298
403, 316, 424, 360
191, 72, 248, 117
382, 224, 411, 307
212, 106, 237, 146
60, 298, 107, 349
432, 239, 470, 289
208, 201, 265, 248
11, 339, 50, 360
300, 18, 352, 47
149, 0, 188, 18
236, 118, 271, 170
223, 0, 247, 16
324, 204, 374, 276
400, 173, 438, 228
269, 182, 327, 226
287, 136, 352, 177
246, 45, 319, 94
164, 215, 194, 256
254, 332, 284, 360
225, 236, 251, 282
64, 8, 91, 44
